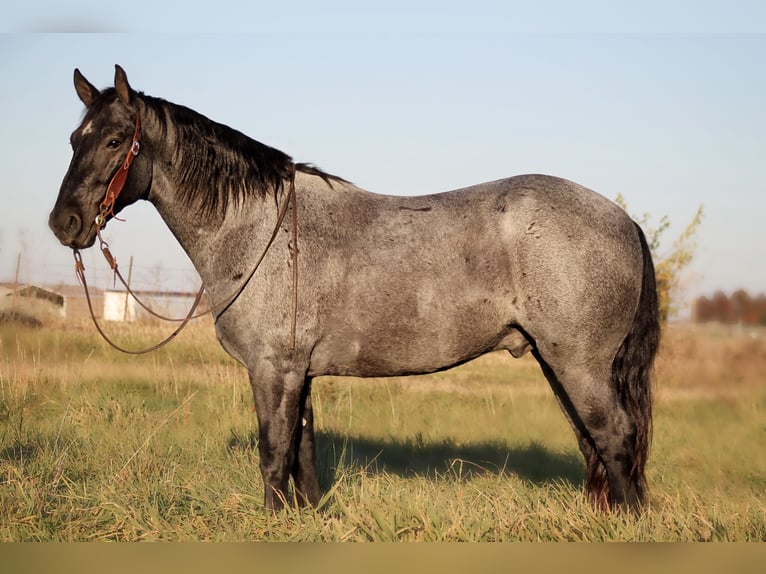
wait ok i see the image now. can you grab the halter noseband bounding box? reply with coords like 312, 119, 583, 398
95, 109, 142, 229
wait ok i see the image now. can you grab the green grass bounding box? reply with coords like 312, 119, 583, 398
0, 320, 764, 541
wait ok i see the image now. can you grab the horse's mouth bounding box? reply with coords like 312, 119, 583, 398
67, 231, 98, 250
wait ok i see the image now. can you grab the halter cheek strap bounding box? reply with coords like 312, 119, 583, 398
96, 109, 142, 229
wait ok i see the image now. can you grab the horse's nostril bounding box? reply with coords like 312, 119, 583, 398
50, 209, 83, 244
65, 213, 82, 235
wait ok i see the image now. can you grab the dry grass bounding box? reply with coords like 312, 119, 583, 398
654, 323, 766, 397
0, 317, 764, 541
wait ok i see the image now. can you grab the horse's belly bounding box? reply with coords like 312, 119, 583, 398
307, 295, 517, 378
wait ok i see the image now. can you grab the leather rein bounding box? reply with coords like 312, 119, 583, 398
73, 109, 299, 354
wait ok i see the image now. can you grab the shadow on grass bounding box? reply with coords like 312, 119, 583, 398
314, 431, 584, 487
226, 430, 585, 489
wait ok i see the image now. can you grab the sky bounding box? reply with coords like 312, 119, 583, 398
2, 2, 765, 313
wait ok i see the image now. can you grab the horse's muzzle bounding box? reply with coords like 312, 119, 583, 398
49, 207, 96, 248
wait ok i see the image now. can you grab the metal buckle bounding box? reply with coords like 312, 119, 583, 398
130, 140, 140, 156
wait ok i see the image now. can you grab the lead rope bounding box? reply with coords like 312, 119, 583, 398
289, 165, 299, 351
73, 249, 205, 355
95, 230, 209, 323
75, 164, 299, 354
210, 163, 298, 350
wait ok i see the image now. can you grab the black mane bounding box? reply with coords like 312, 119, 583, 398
136, 92, 343, 218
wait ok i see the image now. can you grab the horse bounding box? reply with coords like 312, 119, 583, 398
49, 65, 660, 512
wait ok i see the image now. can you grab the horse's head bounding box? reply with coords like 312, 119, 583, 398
49, 65, 152, 249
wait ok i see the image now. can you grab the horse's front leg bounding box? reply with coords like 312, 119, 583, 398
248, 361, 307, 510
291, 377, 321, 507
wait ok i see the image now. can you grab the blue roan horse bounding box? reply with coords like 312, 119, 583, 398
49, 66, 660, 512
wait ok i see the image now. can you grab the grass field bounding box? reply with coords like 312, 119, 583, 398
0, 316, 764, 541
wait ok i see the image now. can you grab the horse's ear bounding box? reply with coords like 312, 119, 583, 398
74, 68, 100, 106
114, 65, 133, 106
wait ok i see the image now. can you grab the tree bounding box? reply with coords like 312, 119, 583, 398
711, 290, 733, 324
615, 195, 704, 323
756, 294, 766, 326
731, 289, 753, 325
693, 290, 766, 326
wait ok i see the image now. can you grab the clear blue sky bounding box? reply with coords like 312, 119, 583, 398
2, 3, 765, 312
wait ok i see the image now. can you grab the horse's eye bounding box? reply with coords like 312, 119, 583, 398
106, 139, 122, 149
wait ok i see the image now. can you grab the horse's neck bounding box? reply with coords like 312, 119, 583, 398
140, 102, 288, 297
147, 162, 280, 295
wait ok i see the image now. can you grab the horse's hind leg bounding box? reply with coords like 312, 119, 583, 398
533, 346, 641, 510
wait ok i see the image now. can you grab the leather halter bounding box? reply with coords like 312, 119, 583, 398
95, 110, 142, 229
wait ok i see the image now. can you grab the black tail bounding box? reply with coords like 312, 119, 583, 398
609, 222, 660, 506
